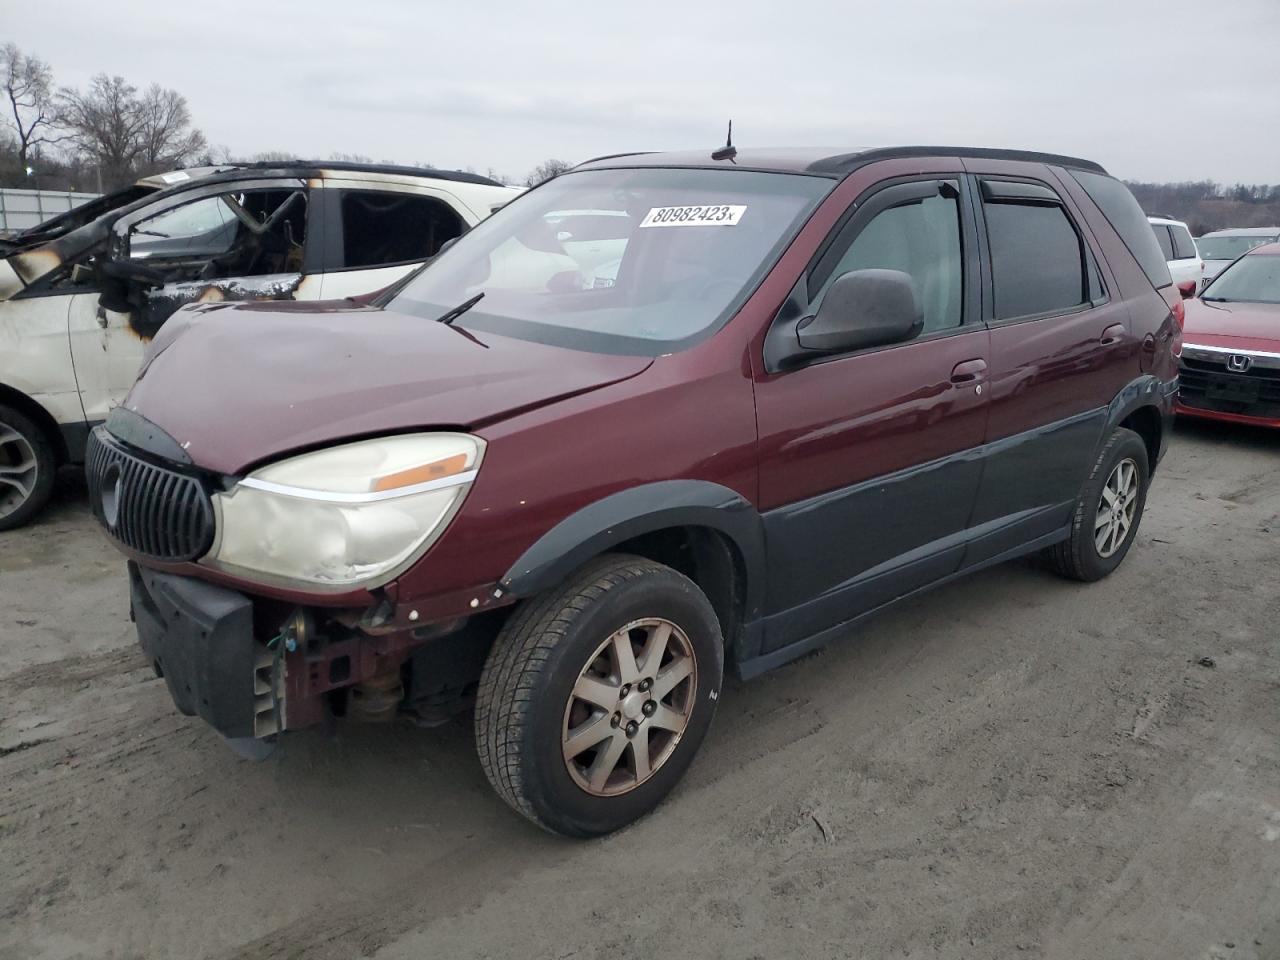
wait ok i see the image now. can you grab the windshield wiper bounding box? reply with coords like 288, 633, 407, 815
432, 292, 484, 326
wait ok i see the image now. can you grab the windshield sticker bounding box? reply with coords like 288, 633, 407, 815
639, 205, 747, 228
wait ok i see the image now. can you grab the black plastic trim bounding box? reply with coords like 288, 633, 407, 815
58, 419, 100, 463
104, 406, 193, 464
499, 480, 767, 624
735, 525, 1070, 680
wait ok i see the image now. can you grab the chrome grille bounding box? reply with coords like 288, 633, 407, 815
85, 427, 215, 562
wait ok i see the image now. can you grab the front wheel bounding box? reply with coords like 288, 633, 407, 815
474, 554, 723, 837
1044, 426, 1150, 582
0, 404, 56, 531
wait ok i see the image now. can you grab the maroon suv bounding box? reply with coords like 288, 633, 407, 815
87, 146, 1180, 837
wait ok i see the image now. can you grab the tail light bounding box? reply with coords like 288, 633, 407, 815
1157, 286, 1185, 360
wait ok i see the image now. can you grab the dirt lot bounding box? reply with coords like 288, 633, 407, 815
1, 419, 1277, 960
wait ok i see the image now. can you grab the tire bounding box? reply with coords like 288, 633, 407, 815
1044, 427, 1149, 582
0, 404, 56, 532
475, 553, 724, 838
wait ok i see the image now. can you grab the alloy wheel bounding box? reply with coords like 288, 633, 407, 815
561, 617, 698, 797
1094, 457, 1139, 559
0, 421, 39, 521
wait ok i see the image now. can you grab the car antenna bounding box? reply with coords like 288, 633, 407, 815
711, 120, 737, 162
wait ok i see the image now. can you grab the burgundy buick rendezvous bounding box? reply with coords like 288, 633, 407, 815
88, 146, 1181, 837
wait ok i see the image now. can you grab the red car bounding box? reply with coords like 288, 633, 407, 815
1178, 242, 1280, 428
86, 146, 1180, 836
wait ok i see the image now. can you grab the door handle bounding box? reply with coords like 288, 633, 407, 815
950, 358, 988, 384
1100, 323, 1126, 346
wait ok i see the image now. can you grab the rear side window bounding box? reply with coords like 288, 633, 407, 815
1151, 224, 1174, 260
1170, 224, 1198, 260
982, 189, 1087, 320
1071, 171, 1171, 288
339, 191, 463, 269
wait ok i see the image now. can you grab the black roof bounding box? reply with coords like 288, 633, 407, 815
576, 146, 1106, 177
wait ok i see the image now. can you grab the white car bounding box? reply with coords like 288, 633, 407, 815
1147, 215, 1203, 292
0, 161, 521, 528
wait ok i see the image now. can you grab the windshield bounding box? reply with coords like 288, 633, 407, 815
1196, 235, 1277, 260
390, 167, 831, 355
1, 185, 156, 250
1202, 254, 1280, 304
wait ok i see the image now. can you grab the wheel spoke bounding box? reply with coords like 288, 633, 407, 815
586, 732, 628, 792
0, 458, 35, 476
1094, 520, 1112, 552
637, 622, 672, 676
0, 425, 22, 445
648, 703, 687, 734
563, 714, 614, 761
652, 655, 693, 701
630, 731, 651, 781
611, 631, 641, 685
0, 472, 32, 498
572, 674, 619, 711
1100, 484, 1118, 509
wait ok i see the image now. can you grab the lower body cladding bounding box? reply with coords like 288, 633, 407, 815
128, 563, 494, 755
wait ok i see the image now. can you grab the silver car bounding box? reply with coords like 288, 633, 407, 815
1195, 226, 1280, 285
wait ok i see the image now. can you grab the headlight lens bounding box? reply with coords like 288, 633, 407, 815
204, 433, 484, 591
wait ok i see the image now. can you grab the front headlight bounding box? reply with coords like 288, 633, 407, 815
204, 433, 484, 591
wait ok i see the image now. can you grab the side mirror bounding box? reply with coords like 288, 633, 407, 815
797, 269, 923, 355
1177, 280, 1197, 300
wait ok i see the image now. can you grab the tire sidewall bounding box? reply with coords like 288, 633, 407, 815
1076, 430, 1150, 579
0, 405, 56, 531
519, 569, 723, 837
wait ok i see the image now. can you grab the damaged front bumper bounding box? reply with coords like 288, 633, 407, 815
129, 563, 492, 755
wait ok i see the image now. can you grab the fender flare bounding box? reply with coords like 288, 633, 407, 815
499, 479, 767, 622
1098, 373, 1175, 467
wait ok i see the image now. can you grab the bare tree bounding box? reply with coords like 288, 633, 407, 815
57, 75, 146, 188
525, 158, 571, 187
58, 74, 206, 189
1, 43, 62, 174
135, 84, 206, 175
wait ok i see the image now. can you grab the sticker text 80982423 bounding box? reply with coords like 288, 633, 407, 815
638, 204, 747, 228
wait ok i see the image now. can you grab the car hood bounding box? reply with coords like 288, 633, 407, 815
122, 299, 653, 474
1202, 259, 1232, 279
1183, 298, 1280, 352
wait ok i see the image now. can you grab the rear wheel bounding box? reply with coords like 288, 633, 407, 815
0, 405, 56, 531
474, 554, 723, 837
1044, 427, 1149, 582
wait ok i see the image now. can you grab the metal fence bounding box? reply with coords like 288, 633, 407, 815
0, 188, 100, 235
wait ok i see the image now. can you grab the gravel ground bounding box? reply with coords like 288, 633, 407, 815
1, 419, 1277, 960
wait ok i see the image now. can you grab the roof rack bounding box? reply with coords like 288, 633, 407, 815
809, 146, 1107, 176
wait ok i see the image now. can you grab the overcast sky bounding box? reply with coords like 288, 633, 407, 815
7, 0, 1280, 184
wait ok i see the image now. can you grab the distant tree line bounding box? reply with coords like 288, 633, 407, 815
1122, 180, 1280, 236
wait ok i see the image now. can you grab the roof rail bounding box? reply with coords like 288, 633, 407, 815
234, 160, 505, 187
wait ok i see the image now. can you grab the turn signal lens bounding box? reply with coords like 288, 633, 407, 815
372, 453, 470, 492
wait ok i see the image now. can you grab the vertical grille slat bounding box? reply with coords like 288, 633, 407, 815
84, 428, 215, 563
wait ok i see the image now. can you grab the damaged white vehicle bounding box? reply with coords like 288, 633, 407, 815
0, 162, 521, 528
